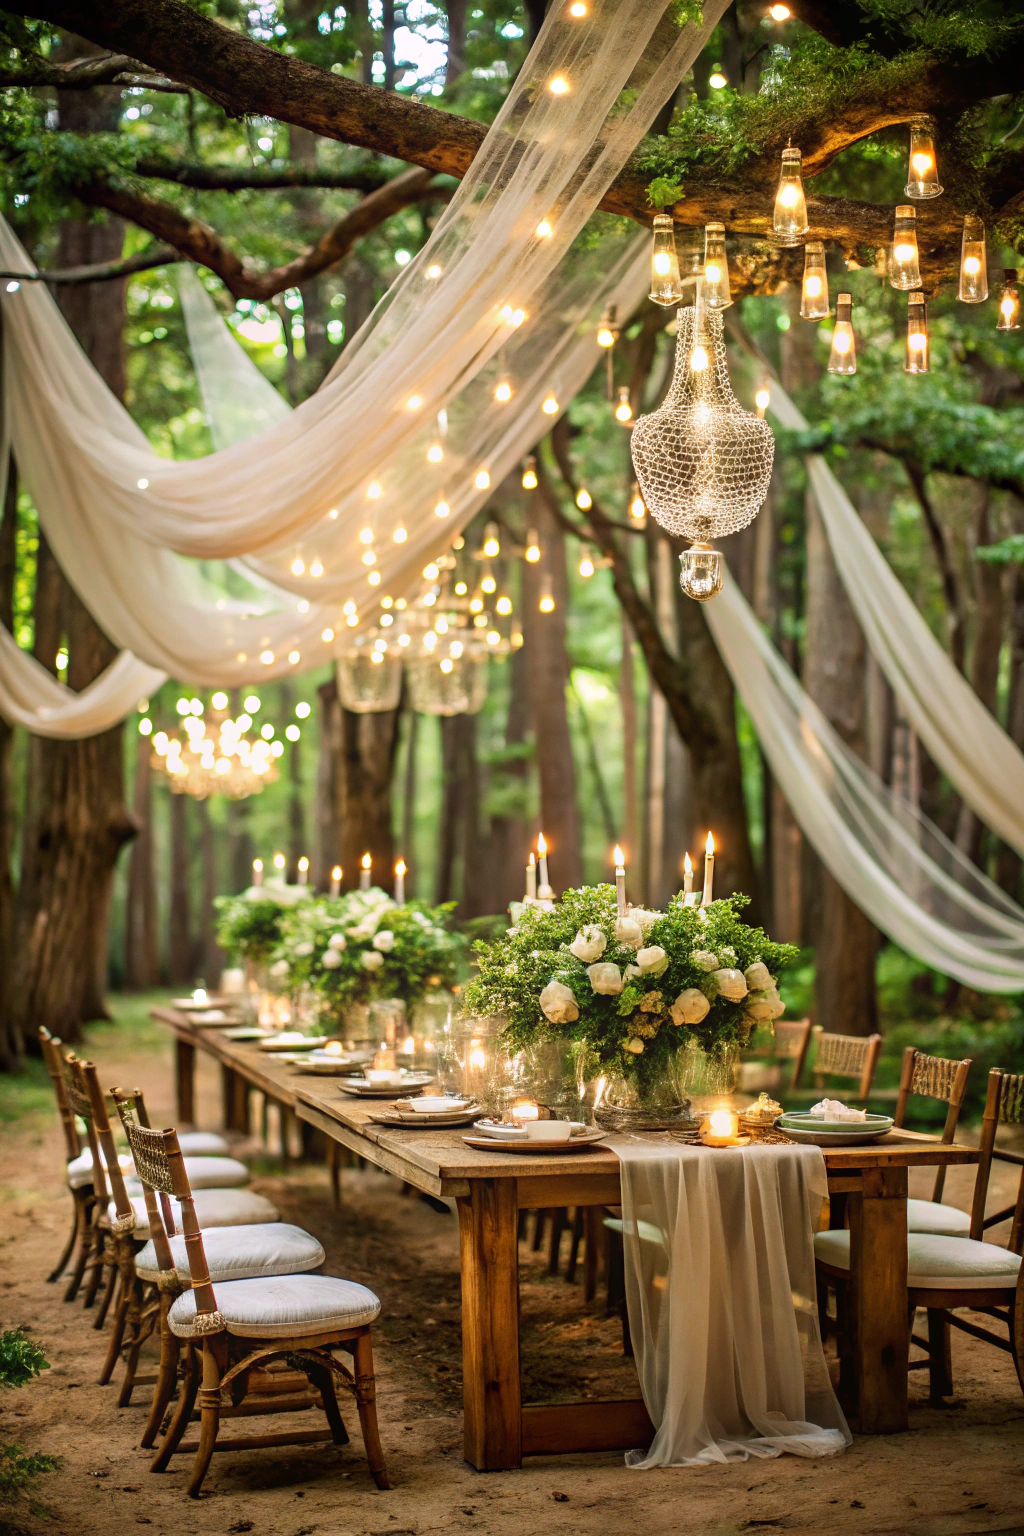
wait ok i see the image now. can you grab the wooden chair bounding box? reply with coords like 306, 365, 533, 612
816, 1068, 1024, 1405
802, 1026, 883, 1101
126, 1118, 389, 1497
38, 1027, 96, 1296
894, 1048, 973, 1236
742, 1017, 813, 1093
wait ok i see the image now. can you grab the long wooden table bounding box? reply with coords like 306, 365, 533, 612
155, 1006, 981, 1467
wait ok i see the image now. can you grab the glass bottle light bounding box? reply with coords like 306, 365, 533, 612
649, 215, 682, 307
702, 224, 732, 309
904, 292, 929, 374
888, 206, 920, 290
614, 386, 633, 424
958, 215, 988, 303
827, 293, 856, 375
596, 305, 619, 348
799, 240, 829, 319
678, 544, 724, 602
905, 119, 942, 200
997, 269, 1021, 332
772, 147, 808, 246
522, 456, 538, 490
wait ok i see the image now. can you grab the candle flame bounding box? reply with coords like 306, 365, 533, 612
708, 1108, 734, 1138
401, 1035, 416, 1055
705, 831, 715, 856
395, 859, 407, 877
273, 852, 285, 869
331, 865, 342, 881
298, 856, 309, 872
252, 858, 263, 872
528, 851, 536, 867
613, 844, 625, 868
361, 852, 372, 869
537, 832, 547, 856
511, 1100, 540, 1122
683, 852, 692, 875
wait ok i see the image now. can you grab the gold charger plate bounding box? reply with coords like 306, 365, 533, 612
461, 1129, 607, 1154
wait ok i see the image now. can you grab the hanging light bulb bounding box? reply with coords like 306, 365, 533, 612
525, 529, 542, 562
905, 291, 929, 374
958, 215, 988, 303
496, 594, 513, 616
541, 393, 559, 416
578, 546, 595, 579
889, 206, 921, 291
482, 522, 500, 557
576, 487, 592, 510
494, 379, 513, 403
771, 147, 808, 246
596, 305, 619, 348
754, 385, 771, 418
522, 455, 538, 490
290, 555, 305, 575
615, 386, 633, 424
629, 484, 647, 524
649, 214, 682, 307
481, 574, 497, 594
539, 580, 556, 613
799, 240, 830, 320
905, 118, 942, 201
997, 269, 1021, 331
702, 224, 732, 309
475, 469, 491, 490
708, 67, 727, 89
678, 543, 724, 602
827, 292, 857, 375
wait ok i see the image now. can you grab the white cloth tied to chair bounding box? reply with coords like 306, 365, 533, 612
617, 1140, 850, 1467
135, 1222, 324, 1286
168, 1273, 380, 1339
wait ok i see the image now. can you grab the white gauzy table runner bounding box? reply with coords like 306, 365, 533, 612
616, 1140, 851, 1467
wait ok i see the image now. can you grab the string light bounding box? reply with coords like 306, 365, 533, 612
542, 394, 559, 415
367, 481, 382, 499
539, 581, 556, 613
905, 291, 929, 373
407, 394, 423, 410
322, 627, 335, 642
475, 469, 491, 491
310, 558, 323, 577
649, 214, 683, 307
629, 484, 647, 523
362, 549, 377, 566
771, 147, 808, 245
427, 443, 444, 463
522, 456, 538, 490
535, 219, 553, 238
496, 594, 513, 615
481, 574, 497, 594
569, 1, 587, 13
548, 76, 570, 95
525, 529, 542, 561
435, 499, 450, 518
297, 599, 310, 613
889, 206, 921, 290
359, 526, 374, 544
906, 118, 942, 200
291, 555, 305, 575
702, 224, 732, 309
480, 523, 500, 557
997, 269, 1021, 331
578, 546, 595, 578
423, 562, 440, 580
455, 580, 468, 595
827, 292, 857, 374
368, 570, 381, 585
708, 68, 726, 89
494, 380, 513, 402
615, 386, 633, 423
754, 386, 771, 418
576, 487, 592, 510
769, 3, 790, 17
393, 525, 408, 542
689, 343, 709, 373
596, 306, 619, 348
799, 240, 830, 319
958, 215, 988, 303
426, 264, 442, 279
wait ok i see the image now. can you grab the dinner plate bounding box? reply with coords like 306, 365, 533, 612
777, 1118, 894, 1146
336, 1073, 436, 1098
471, 1119, 588, 1141
290, 1054, 374, 1076
223, 1027, 270, 1041
461, 1129, 607, 1154
779, 1111, 893, 1134
369, 1105, 482, 1128
257, 1035, 323, 1052
171, 997, 225, 1011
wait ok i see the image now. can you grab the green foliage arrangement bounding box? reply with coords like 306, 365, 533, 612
214, 880, 311, 964
464, 886, 798, 1094
0, 1329, 60, 1501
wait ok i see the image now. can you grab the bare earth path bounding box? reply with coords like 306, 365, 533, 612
1, 1000, 1023, 1536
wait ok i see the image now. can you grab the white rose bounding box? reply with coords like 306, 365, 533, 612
744, 961, 774, 993
373, 930, 396, 953
328, 933, 347, 951
631, 908, 662, 935
624, 964, 641, 981
711, 967, 748, 1002
718, 946, 737, 966
539, 979, 579, 1024
361, 950, 385, 971
669, 988, 711, 1026
587, 962, 623, 996
624, 1037, 645, 1054
745, 987, 786, 1021
691, 950, 720, 972
293, 941, 314, 957
269, 959, 289, 979
320, 948, 342, 970
613, 915, 643, 947
636, 945, 668, 977
569, 926, 607, 964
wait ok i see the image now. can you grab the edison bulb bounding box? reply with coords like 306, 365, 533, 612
958, 215, 988, 303
494, 380, 512, 403
799, 240, 829, 320
888, 206, 920, 290
678, 543, 723, 602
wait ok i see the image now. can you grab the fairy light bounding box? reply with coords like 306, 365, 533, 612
578, 546, 595, 578
800, 240, 830, 320
427, 443, 444, 463
702, 224, 732, 309
997, 269, 1021, 331
769, 3, 790, 17
291, 555, 305, 575
649, 214, 682, 307
494, 380, 512, 403
535, 219, 553, 238
906, 118, 942, 200
483, 523, 501, 557
310, 558, 323, 577
689, 344, 709, 373
522, 456, 538, 490
260, 649, 275, 665
475, 469, 491, 490
905, 291, 929, 374
576, 488, 592, 511
827, 292, 857, 375
539, 581, 556, 613
368, 570, 381, 585
569, 1, 586, 13
708, 68, 726, 89
772, 147, 808, 246
407, 394, 423, 410
525, 529, 542, 562
423, 562, 440, 580
367, 481, 382, 499
596, 306, 619, 348
435, 499, 451, 518
541, 394, 559, 416
549, 75, 569, 95
481, 574, 497, 594
629, 485, 647, 524
959, 215, 988, 303
359, 527, 374, 545
889, 206, 921, 291
455, 581, 468, 595
393, 525, 408, 542
322, 627, 335, 642
496, 594, 513, 616
426, 264, 442, 279
755, 386, 771, 418
614, 386, 633, 423
361, 549, 377, 566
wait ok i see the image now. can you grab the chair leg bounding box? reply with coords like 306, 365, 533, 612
352, 1333, 390, 1491
186, 1337, 226, 1499
152, 1341, 200, 1472
83, 1225, 107, 1309
63, 1196, 94, 1302
99, 1269, 132, 1384
927, 1308, 954, 1401
583, 1207, 600, 1303
328, 1141, 341, 1210
306, 1362, 349, 1446
566, 1208, 585, 1284
532, 1208, 549, 1252
141, 1296, 180, 1449
547, 1208, 567, 1276
94, 1254, 119, 1330
117, 1283, 153, 1408
48, 1197, 80, 1284
606, 1229, 625, 1315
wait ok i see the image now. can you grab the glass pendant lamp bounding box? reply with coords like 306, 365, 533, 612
649, 215, 682, 307
958, 216, 988, 303
827, 293, 856, 375
702, 224, 732, 309
997, 270, 1021, 331
904, 292, 929, 374
678, 544, 724, 602
889, 206, 921, 290
905, 119, 942, 200
799, 240, 829, 319
772, 147, 808, 246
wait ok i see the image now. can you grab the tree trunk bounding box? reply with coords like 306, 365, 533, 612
124, 726, 159, 989
997, 564, 1024, 896
436, 712, 482, 912
313, 677, 342, 891
168, 791, 192, 987
333, 705, 400, 890
400, 707, 418, 877
444, 0, 467, 87
618, 613, 639, 865
197, 795, 222, 987
0, 457, 16, 1067
486, 644, 532, 915
956, 486, 1003, 864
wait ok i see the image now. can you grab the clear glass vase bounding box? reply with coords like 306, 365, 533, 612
587, 1040, 739, 1132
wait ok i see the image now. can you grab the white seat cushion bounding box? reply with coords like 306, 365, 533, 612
815, 1229, 1021, 1290
135, 1223, 323, 1285
110, 1188, 279, 1240
125, 1155, 249, 1193
66, 1133, 232, 1190
175, 1131, 231, 1157
906, 1198, 971, 1238
169, 1273, 380, 1339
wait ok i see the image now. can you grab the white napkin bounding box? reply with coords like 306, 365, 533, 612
808, 1099, 866, 1122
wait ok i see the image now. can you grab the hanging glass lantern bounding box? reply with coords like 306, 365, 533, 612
771, 147, 808, 246
336, 632, 403, 713
997, 269, 1021, 332
679, 543, 724, 602
827, 292, 856, 375
799, 240, 829, 320
702, 224, 732, 309
888, 206, 920, 290
649, 214, 682, 307
958, 215, 988, 303
905, 118, 942, 200
630, 296, 773, 550
904, 292, 929, 374
407, 640, 489, 716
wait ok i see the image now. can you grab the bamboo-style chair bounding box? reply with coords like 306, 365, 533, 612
816, 1067, 1024, 1405
743, 1016, 813, 1093
38, 1027, 97, 1297
800, 1026, 883, 1101
113, 1086, 325, 1447
894, 1047, 973, 1235
125, 1118, 388, 1497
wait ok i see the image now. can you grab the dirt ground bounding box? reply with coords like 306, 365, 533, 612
1, 1009, 1023, 1536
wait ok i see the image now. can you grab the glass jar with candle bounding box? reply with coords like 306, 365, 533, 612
438, 1014, 506, 1108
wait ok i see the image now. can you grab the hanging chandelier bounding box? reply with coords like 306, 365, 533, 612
336, 629, 404, 713
151, 707, 280, 799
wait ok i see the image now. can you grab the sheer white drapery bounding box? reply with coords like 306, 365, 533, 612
618, 1140, 850, 1468
177, 267, 292, 452
0, 625, 162, 738
768, 381, 1024, 859
705, 577, 1024, 990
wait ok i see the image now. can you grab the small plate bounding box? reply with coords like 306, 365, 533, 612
257, 1034, 323, 1052
780, 1111, 893, 1133
336, 1073, 436, 1098
171, 997, 224, 1011
290, 1053, 373, 1076
193, 1011, 239, 1026
223, 1027, 270, 1041
462, 1129, 607, 1155
778, 1122, 894, 1146
370, 1104, 481, 1128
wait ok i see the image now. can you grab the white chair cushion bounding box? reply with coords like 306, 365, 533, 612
815, 1228, 1021, 1290
66, 1133, 232, 1190
906, 1198, 971, 1238
169, 1273, 380, 1339
135, 1223, 323, 1285
110, 1188, 279, 1240
176, 1131, 232, 1157
124, 1155, 249, 1193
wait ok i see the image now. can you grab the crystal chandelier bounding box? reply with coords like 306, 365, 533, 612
152, 708, 279, 799
630, 297, 774, 599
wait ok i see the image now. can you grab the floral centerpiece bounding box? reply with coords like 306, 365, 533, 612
214, 879, 311, 964
464, 885, 797, 1127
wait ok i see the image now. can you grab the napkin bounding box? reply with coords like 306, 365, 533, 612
807, 1098, 866, 1122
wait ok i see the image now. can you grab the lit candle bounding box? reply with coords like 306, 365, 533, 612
537, 833, 552, 899
252, 858, 263, 887
701, 1107, 740, 1146
511, 1101, 540, 1124
330, 864, 342, 898
613, 844, 626, 918
324, 1040, 344, 1057
365, 1068, 403, 1087
701, 831, 715, 907
360, 852, 372, 891
683, 852, 693, 893
526, 851, 537, 902
273, 851, 286, 876
394, 859, 406, 905
192, 987, 207, 1005
297, 856, 309, 886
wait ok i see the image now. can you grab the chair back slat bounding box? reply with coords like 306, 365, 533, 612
63, 1053, 109, 1206
120, 1117, 217, 1315
811, 1028, 883, 1100
38, 1028, 81, 1160
77, 1060, 135, 1228
894, 1047, 972, 1203
112, 1089, 174, 1273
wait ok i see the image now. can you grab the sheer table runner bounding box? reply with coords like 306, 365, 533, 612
616, 1140, 851, 1467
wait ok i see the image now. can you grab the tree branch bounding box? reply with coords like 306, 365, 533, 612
132, 156, 392, 193
0, 49, 184, 91
0, 243, 180, 284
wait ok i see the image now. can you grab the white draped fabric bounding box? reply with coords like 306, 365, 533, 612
769, 381, 1024, 860
617, 1140, 850, 1468
0, 624, 162, 737
177, 266, 292, 452
705, 577, 1024, 991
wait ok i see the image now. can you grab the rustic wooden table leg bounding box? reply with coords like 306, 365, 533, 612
175, 1038, 196, 1125
458, 1177, 521, 1471
848, 1165, 909, 1433
221, 1064, 238, 1132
